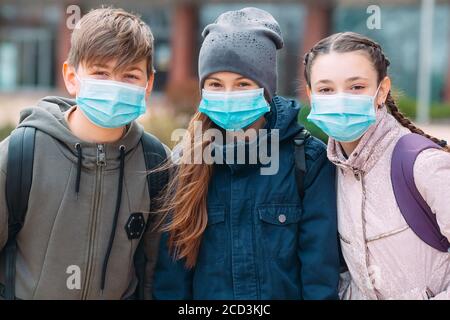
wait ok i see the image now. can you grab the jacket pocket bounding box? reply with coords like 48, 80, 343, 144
197, 207, 227, 265
366, 225, 409, 243
339, 233, 352, 245
257, 204, 302, 259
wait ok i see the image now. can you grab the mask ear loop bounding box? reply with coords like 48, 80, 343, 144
73, 72, 83, 99
374, 82, 384, 109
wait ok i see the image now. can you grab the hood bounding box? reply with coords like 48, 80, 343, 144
171, 95, 304, 172
264, 95, 303, 141
214, 95, 304, 173
327, 106, 409, 173
17, 96, 144, 170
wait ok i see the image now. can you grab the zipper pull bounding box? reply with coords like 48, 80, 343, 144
97, 144, 106, 167
352, 168, 361, 181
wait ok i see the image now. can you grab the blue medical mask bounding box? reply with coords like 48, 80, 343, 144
198, 88, 270, 131
307, 86, 380, 142
75, 74, 147, 129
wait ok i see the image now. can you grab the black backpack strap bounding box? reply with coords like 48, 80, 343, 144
134, 132, 169, 300
141, 132, 169, 204
293, 128, 311, 200
4, 126, 36, 300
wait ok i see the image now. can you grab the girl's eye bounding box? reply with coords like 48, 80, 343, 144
351, 85, 365, 91
318, 87, 333, 94
208, 82, 222, 88
237, 82, 251, 87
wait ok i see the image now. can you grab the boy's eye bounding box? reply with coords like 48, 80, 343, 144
125, 74, 139, 80
92, 71, 109, 78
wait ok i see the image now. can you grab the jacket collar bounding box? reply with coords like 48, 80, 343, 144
327, 106, 407, 174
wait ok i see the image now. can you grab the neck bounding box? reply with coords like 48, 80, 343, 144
339, 139, 361, 158
65, 106, 126, 144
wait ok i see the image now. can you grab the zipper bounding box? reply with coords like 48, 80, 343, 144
354, 169, 381, 300
251, 204, 261, 300
80, 144, 106, 299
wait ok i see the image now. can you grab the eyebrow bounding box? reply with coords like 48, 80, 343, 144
314, 79, 333, 85
345, 76, 369, 82
205, 77, 222, 82
124, 66, 145, 74
206, 76, 250, 82
314, 77, 370, 86
90, 63, 110, 69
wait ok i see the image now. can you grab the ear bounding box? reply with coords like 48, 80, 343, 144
305, 86, 312, 101
145, 72, 155, 99
377, 76, 391, 107
62, 62, 78, 96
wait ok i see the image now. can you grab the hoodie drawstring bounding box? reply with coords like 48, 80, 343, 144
75, 143, 82, 194
101, 145, 126, 292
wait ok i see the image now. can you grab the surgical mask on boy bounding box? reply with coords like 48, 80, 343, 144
198, 88, 270, 131
307, 85, 381, 142
75, 74, 147, 129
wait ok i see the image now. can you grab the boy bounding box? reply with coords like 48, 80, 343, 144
0, 7, 168, 299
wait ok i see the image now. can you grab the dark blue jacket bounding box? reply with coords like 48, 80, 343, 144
153, 96, 340, 300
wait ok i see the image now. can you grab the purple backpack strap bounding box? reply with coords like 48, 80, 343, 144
391, 133, 450, 253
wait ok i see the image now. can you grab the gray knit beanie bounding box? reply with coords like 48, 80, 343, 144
198, 7, 284, 99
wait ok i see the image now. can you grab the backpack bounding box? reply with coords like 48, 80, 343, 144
391, 133, 450, 253
2, 126, 168, 300
293, 128, 311, 199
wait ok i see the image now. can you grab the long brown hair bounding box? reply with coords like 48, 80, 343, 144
303, 32, 449, 151
154, 111, 215, 268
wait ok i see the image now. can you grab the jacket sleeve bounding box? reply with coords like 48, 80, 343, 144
142, 223, 162, 299
0, 169, 7, 251
151, 231, 194, 299
414, 148, 450, 300
297, 139, 340, 300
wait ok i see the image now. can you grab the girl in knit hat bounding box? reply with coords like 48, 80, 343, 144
153, 7, 340, 300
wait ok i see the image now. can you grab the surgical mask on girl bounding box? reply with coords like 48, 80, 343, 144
307, 85, 381, 142
198, 88, 270, 131
75, 74, 147, 129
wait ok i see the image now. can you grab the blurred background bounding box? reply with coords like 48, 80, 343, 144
0, 0, 449, 146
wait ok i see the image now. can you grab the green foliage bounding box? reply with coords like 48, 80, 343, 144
0, 124, 14, 143
396, 96, 450, 119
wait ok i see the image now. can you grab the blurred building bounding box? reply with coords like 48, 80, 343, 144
0, 0, 449, 102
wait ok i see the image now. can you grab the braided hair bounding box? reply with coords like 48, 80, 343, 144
303, 32, 449, 152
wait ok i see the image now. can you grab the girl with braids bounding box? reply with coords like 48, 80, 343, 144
303, 31, 450, 300
152, 8, 340, 300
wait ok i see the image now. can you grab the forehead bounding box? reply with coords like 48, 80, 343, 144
310, 51, 378, 84
82, 57, 147, 72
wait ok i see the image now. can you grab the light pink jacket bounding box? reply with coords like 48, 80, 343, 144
328, 107, 450, 300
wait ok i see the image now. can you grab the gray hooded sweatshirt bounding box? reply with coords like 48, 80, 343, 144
0, 96, 165, 299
